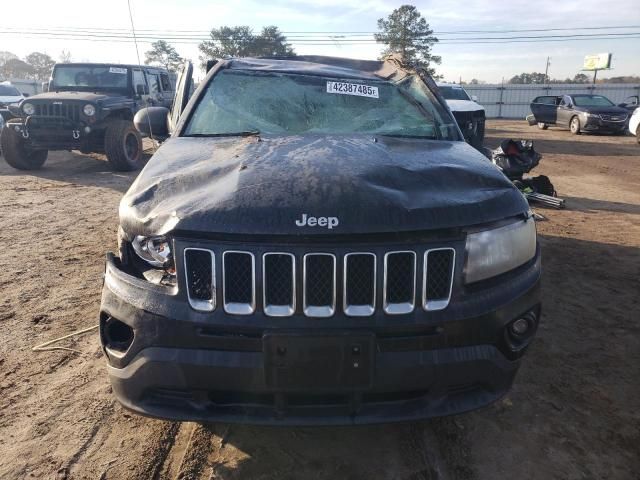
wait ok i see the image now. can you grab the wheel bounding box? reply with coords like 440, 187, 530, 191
636, 125, 640, 144
104, 120, 144, 171
0, 125, 48, 170
537, 122, 548, 130
570, 116, 581, 135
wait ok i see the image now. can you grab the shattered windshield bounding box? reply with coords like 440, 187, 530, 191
573, 95, 614, 107
438, 86, 470, 101
184, 70, 458, 139
52, 65, 129, 89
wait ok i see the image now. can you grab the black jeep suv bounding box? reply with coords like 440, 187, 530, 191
100, 56, 541, 425
0, 63, 168, 171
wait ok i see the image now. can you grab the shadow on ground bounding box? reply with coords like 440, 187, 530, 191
0, 149, 152, 193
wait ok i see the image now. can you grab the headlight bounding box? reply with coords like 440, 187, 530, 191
464, 217, 536, 284
83, 104, 96, 116
22, 102, 35, 115
131, 235, 172, 268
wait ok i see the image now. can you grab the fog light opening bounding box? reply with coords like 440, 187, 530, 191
510, 317, 531, 336
103, 316, 134, 354
504, 310, 539, 354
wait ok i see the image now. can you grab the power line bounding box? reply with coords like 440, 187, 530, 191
0, 29, 638, 44
0, 33, 638, 46
0, 24, 637, 35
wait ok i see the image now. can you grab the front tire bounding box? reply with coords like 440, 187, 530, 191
105, 120, 144, 171
0, 126, 48, 170
537, 122, 548, 130
570, 116, 581, 135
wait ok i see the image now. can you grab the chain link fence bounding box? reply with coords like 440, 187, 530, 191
463, 83, 640, 119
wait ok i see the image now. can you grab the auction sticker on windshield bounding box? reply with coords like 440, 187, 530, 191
109, 67, 127, 74
327, 81, 379, 98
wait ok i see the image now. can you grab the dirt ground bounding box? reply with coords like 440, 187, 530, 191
0, 120, 638, 480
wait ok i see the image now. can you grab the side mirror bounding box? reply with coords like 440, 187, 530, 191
23, 93, 30, 98
134, 107, 169, 140
471, 95, 478, 102
41, 82, 49, 93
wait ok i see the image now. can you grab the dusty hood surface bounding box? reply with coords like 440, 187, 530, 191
26, 91, 123, 102
120, 135, 528, 237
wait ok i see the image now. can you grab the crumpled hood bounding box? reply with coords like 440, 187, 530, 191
120, 135, 528, 237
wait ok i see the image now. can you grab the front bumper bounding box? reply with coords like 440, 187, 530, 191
100, 250, 541, 425
582, 116, 628, 132
7, 116, 93, 150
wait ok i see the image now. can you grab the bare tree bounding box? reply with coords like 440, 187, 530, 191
59, 50, 72, 64
25, 52, 56, 81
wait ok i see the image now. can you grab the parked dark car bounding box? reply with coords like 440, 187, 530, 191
100, 56, 541, 425
527, 94, 629, 134
0, 63, 173, 171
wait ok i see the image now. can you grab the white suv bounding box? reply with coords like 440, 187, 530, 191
437, 83, 485, 148
629, 107, 640, 144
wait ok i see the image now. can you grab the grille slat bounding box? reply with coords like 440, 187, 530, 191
263, 253, 295, 317
344, 253, 376, 317
384, 251, 416, 315
223, 251, 256, 315
184, 248, 215, 312
303, 254, 336, 318
423, 248, 455, 311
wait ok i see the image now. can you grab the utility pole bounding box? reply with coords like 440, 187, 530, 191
544, 57, 551, 84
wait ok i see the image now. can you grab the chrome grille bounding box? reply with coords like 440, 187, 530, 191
343, 253, 376, 317
183, 246, 456, 316
184, 248, 215, 312
599, 114, 627, 122
223, 251, 255, 315
303, 253, 336, 318
263, 253, 295, 317
35, 102, 81, 122
423, 248, 455, 311
383, 251, 416, 315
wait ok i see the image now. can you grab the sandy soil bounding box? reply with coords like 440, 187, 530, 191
0, 121, 638, 479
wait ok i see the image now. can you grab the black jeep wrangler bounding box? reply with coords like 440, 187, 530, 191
100, 56, 541, 425
0, 63, 167, 171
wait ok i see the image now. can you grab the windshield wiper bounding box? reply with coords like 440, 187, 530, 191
184, 131, 260, 138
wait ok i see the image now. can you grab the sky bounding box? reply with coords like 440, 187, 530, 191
2, 0, 639, 83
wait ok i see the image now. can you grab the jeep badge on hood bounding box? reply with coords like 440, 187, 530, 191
296, 214, 339, 229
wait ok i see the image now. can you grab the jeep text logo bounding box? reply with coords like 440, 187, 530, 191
295, 213, 339, 229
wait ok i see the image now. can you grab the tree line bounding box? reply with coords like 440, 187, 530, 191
0, 51, 63, 82
507, 72, 640, 85
5, 4, 637, 85
145, 5, 441, 75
